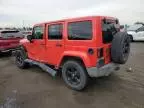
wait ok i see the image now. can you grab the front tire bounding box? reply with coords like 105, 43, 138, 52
62, 60, 88, 91
129, 35, 133, 42
15, 50, 29, 69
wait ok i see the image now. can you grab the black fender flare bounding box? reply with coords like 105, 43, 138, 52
14, 45, 28, 59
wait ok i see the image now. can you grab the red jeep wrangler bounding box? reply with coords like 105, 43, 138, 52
15, 16, 130, 90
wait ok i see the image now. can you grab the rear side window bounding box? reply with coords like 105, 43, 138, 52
1, 31, 23, 38
68, 21, 92, 40
48, 24, 63, 39
32, 26, 44, 39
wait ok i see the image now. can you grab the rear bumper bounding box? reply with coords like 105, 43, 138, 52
0, 43, 20, 52
87, 63, 120, 77
0, 46, 19, 52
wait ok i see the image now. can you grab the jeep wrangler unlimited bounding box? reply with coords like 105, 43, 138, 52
15, 16, 130, 90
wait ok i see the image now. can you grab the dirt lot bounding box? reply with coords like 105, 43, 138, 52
0, 42, 144, 108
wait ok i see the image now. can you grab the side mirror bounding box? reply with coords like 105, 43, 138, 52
27, 35, 33, 42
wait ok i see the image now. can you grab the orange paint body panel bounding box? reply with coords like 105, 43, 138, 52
21, 16, 118, 68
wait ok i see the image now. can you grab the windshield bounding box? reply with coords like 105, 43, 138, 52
1, 31, 23, 38
127, 24, 143, 31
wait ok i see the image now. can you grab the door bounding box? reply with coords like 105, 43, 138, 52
27, 25, 46, 62
45, 22, 64, 65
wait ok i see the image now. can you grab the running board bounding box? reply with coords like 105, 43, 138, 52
24, 59, 57, 77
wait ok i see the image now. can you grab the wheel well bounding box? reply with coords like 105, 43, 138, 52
128, 35, 133, 41
128, 35, 133, 38
60, 56, 85, 68
17, 45, 28, 59
19, 45, 27, 52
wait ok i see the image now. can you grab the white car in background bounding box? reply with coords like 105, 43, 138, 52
127, 24, 144, 41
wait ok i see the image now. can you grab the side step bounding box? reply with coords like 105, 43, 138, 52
24, 59, 57, 77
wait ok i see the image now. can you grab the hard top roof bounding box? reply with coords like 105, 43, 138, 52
34, 16, 117, 26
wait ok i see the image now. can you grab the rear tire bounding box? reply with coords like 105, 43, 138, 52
62, 60, 88, 91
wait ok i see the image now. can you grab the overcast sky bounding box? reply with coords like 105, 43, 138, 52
0, 0, 143, 27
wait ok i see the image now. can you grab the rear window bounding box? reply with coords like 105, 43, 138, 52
1, 31, 23, 38
68, 21, 92, 40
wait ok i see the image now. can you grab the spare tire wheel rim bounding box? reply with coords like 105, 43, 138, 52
122, 37, 130, 60
66, 66, 81, 85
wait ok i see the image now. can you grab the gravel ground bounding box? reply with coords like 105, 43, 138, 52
0, 42, 144, 108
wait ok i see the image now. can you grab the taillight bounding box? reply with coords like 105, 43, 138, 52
97, 48, 104, 67
97, 48, 103, 58
106, 48, 110, 56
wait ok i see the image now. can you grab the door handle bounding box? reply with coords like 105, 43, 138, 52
40, 43, 45, 45
56, 43, 62, 47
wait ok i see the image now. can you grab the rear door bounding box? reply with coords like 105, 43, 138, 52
45, 22, 64, 65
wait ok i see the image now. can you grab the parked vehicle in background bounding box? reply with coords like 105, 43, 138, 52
15, 16, 130, 90
20, 30, 32, 38
127, 24, 144, 41
0, 30, 24, 54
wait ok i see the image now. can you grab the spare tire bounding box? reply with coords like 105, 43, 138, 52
111, 32, 130, 64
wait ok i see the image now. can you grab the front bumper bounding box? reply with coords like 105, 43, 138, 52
133, 37, 144, 41
87, 63, 120, 77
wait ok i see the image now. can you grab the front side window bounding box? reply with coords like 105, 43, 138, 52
68, 21, 92, 40
48, 24, 63, 39
32, 26, 44, 39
